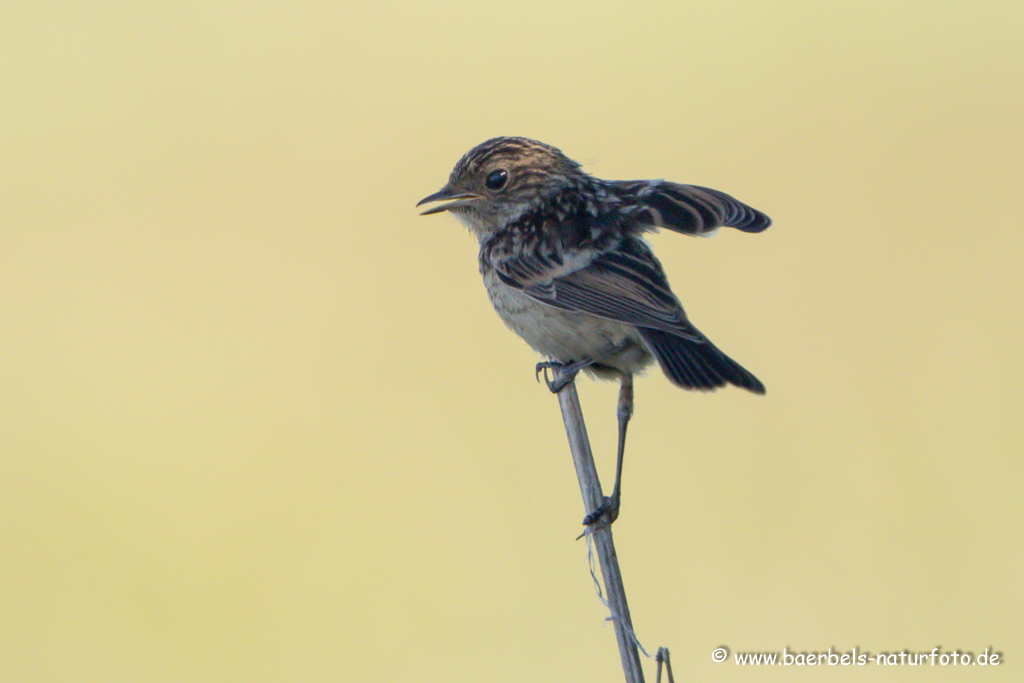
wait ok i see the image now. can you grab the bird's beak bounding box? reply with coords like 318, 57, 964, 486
416, 185, 481, 215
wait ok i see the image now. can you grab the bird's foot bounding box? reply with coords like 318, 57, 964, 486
535, 360, 579, 393
582, 495, 620, 528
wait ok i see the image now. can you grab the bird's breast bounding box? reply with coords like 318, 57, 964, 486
480, 270, 651, 373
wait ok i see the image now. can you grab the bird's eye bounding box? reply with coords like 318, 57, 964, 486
485, 169, 508, 190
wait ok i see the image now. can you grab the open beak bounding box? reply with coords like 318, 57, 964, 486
416, 185, 481, 215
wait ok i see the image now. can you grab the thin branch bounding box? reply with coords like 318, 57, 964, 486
656, 648, 674, 683
553, 369, 645, 683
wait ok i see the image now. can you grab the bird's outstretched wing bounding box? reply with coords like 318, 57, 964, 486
612, 180, 771, 236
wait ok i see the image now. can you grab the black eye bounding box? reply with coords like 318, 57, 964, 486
485, 169, 508, 190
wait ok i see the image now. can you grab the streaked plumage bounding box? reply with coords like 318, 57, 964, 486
418, 137, 770, 523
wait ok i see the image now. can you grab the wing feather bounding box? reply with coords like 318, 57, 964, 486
612, 180, 771, 235
495, 237, 702, 341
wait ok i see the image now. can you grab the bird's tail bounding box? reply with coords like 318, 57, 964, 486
639, 327, 765, 394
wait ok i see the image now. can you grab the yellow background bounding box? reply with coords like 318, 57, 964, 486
3, 2, 1021, 681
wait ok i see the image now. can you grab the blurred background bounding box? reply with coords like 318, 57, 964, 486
2, 2, 1021, 681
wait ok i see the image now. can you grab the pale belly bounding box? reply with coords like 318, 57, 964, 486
482, 270, 652, 376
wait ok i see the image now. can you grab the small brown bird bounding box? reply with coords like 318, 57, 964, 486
418, 137, 769, 525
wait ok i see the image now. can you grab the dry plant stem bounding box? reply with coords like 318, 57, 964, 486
656, 648, 674, 683
553, 370, 644, 683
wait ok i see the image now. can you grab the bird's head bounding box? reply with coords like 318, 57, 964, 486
417, 137, 584, 234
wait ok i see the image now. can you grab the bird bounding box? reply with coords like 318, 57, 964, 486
417, 136, 769, 526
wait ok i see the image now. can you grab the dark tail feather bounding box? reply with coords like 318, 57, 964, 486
639, 327, 765, 394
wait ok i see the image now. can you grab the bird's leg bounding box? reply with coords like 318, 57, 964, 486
535, 342, 631, 393
583, 373, 633, 527
535, 358, 596, 393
